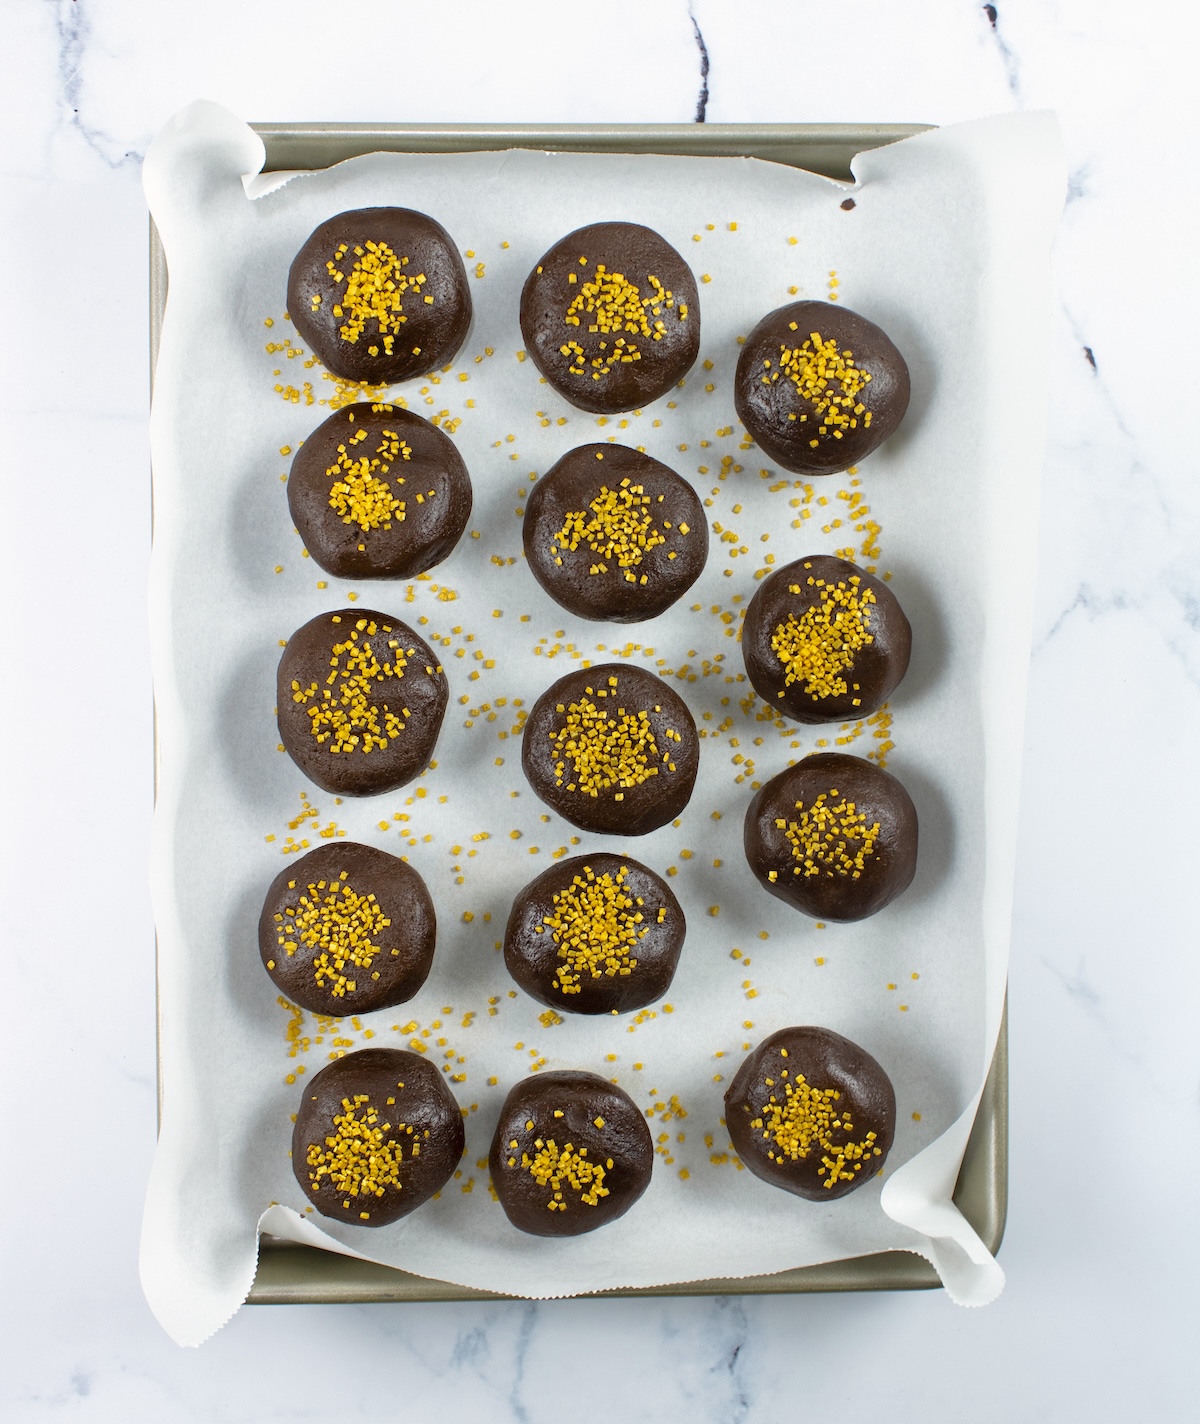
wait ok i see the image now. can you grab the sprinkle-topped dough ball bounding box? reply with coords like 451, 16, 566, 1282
288, 402, 472, 581
724, 1027, 896, 1201
276, 609, 448, 797
744, 752, 918, 921
523, 444, 707, 622
741, 555, 910, 724
489, 1071, 654, 1236
734, 301, 910, 475
287, 208, 471, 385
521, 663, 699, 835
292, 1049, 464, 1227
258, 842, 435, 1015
520, 222, 701, 414
504, 854, 685, 1015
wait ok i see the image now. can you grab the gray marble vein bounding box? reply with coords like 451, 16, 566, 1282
50, 0, 145, 169
688, 2, 711, 123
981, 2, 1023, 98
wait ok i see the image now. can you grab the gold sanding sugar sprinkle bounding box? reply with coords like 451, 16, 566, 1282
306, 1093, 407, 1202
326, 421, 411, 532
770, 573, 876, 701
540, 862, 648, 995
554, 479, 666, 582
326, 239, 428, 351
523, 1136, 609, 1210
763, 331, 873, 441
550, 681, 667, 797
752, 1072, 882, 1187
291, 618, 411, 754
561, 264, 677, 380
276, 873, 390, 997
782, 791, 880, 879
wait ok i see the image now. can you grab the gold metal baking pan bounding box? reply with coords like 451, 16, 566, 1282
149, 121, 1005, 1304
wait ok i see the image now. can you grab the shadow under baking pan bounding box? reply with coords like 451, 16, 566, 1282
152, 120, 1007, 1305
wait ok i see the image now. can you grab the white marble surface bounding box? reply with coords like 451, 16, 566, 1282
1, 0, 1197, 1417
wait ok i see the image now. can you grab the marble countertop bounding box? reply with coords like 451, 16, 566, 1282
2, 0, 1196, 1418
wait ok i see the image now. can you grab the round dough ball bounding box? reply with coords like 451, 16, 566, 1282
489, 1071, 653, 1236
288, 402, 472, 580
743, 752, 917, 921
292, 1049, 465, 1226
741, 554, 911, 724
523, 444, 706, 622
258, 842, 435, 1015
504, 853, 685, 1015
287, 207, 471, 385
520, 222, 700, 413
521, 663, 699, 835
724, 1026, 896, 1200
276, 609, 448, 797
734, 300, 909, 475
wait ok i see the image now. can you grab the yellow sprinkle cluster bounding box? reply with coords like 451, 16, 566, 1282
522, 1136, 609, 1210
292, 618, 411, 754
323, 373, 390, 411
306, 1093, 410, 1207
326, 419, 411, 532
540, 863, 647, 995
561, 265, 677, 381
274, 871, 389, 998
327, 240, 428, 352
752, 1068, 882, 1187
550, 679, 670, 797
780, 790, 880, 879
554, 478, 666, 583
762, 331, 873, 447
770, 573, 876, 702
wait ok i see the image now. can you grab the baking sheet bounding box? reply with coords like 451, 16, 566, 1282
244, 1003, 1006, 1304
140, 103, 1062, 1345
149, 122, 1008, 1311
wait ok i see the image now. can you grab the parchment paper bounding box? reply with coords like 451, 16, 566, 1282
140, 102, 1063, 1346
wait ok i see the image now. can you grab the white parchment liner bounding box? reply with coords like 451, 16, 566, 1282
140, 103, 1063, 1345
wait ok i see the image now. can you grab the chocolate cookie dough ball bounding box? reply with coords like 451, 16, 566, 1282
287, 207, 471, 385
741, 555, 910, 724
292, 1049, 464, 1226
523, 444, 706, 622
288, 402, 472, 581
277, 609, 448, 797
489, 1071, 653, 1236
504, 854, 685, 1015
734, 301, 909, 475
744, 753, 917, 921
258, 841, 435, 1015
725, 1027, 896, 1200
521, 664, 699, 835
520, 222, 700, 414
